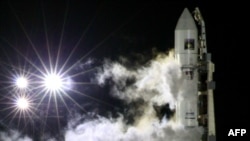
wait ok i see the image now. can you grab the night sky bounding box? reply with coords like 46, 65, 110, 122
0, 0, 249, 141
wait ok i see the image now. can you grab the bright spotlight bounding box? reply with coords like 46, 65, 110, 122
16, 97, 29, 110
44, 73, 63, 91
15, 77, 28, 89
42, 72, 72, 94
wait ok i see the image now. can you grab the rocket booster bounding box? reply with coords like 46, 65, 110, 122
175, 8, 198, 127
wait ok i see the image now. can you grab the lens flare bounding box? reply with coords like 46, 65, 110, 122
0, 1, 114, 139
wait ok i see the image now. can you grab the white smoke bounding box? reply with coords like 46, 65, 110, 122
65, 116, 203, 141
96, 51, 182, 108
64, 51, 203, 141
0, 130, 32, 141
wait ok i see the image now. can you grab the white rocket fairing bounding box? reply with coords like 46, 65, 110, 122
175, 8, 199, 127
174, 8, 216, 141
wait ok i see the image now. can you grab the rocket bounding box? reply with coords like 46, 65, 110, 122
174, 8, 216, 141
175, 7, 199, 128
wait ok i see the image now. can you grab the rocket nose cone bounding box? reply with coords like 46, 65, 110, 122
175, 8, 197, 30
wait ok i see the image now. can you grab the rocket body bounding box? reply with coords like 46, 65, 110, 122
174, 7, 216, 140
175, 8, 198, 127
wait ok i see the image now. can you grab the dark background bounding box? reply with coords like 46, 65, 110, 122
0, 0, 249, 140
